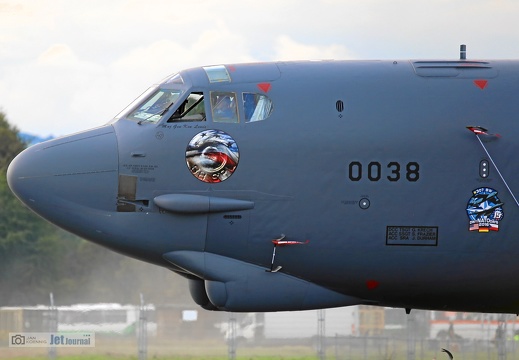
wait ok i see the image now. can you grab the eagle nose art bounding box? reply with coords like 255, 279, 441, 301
7, 126, 118, 225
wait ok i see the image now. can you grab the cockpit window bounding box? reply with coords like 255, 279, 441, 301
203, 65, 231, 83
127, 89, 182, 123
164, 73, 184, 85
243, 93, 273, 122
113, 86, 157, 121
211, 92, 239, 123
168, 92, 205, 122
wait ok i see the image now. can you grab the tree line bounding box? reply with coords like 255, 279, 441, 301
0, 111, 191, 307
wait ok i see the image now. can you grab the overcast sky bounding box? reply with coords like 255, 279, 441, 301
1, 0, 519, 137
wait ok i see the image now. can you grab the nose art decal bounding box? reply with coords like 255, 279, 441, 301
186, 129, 239, 183
466, 187, 504, 232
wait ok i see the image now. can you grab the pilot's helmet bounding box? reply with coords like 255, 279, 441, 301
220, 96, 231, 107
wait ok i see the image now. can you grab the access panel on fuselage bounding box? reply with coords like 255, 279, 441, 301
205, 210, 250, 255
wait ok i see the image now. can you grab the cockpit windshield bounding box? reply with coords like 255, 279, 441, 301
168, 92, 205, 122
127, 89, 183, 123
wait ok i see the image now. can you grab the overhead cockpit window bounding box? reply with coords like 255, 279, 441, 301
243, 93, 273, 122
168, 92, 205, 122
203, 65, 231, 83
164, 73, 184, 85
211, 92, 239, 123
127, 89, 182, 123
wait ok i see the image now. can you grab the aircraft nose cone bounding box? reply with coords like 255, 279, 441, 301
7, 126, 118, 225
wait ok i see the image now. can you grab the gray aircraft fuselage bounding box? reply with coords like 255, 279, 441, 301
8, 60, 519, 313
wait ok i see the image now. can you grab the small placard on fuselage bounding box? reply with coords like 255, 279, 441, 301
386, 226, 438, 246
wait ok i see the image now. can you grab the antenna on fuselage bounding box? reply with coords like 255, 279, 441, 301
460, 44, 467, 60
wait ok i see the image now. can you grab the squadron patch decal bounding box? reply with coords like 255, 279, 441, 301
466, 187, 504, 232
186, 130, 239, 183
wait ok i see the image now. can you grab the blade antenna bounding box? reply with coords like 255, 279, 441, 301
469, 128, 519, 208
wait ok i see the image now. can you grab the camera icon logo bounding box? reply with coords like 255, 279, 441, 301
11, 334, 25, 345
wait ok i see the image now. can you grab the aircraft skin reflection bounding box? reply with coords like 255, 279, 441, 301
7, 59, 519, 313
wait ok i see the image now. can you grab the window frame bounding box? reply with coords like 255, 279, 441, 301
167, 91, 206, 122
210, 91, 240, 123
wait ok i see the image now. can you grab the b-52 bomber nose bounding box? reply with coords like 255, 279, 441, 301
8, 58, 519, 314
7, 125, 118, 237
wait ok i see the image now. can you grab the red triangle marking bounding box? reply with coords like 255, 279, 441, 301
257, 83, 271, 93
366, 280, 380, 290
474, 79, 488, 90
228, 65, 236, 72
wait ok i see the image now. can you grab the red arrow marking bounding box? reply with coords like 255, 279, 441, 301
257, 83, 271, 93
474, 79, 488, 90
366, 280, 380, 290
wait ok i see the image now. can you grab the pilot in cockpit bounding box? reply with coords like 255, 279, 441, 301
213, 96, 236, 122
